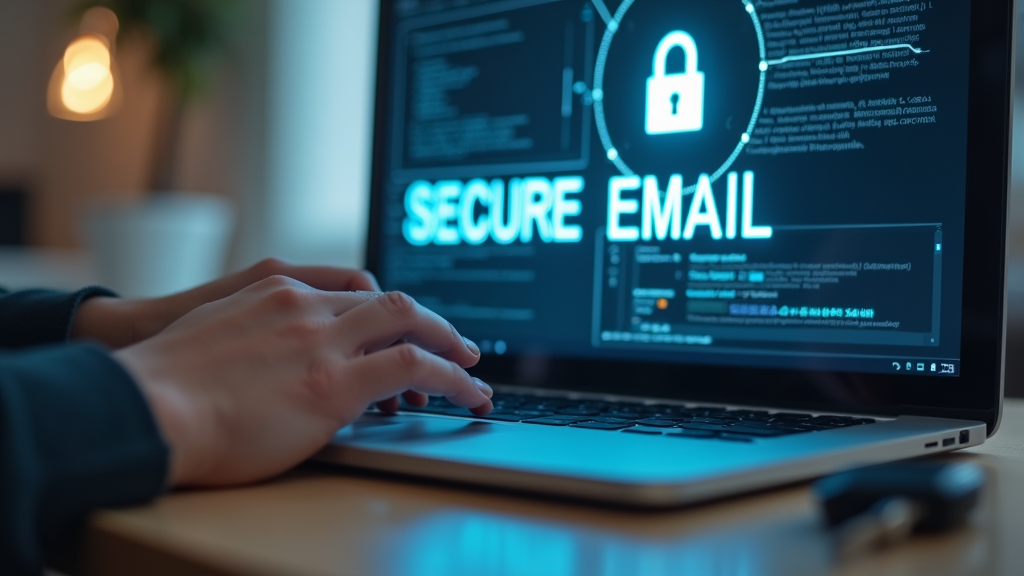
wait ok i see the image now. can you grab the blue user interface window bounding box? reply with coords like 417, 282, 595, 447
376, 0, 968, 377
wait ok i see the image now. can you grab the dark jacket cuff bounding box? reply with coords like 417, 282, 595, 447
0, 287, 118, 349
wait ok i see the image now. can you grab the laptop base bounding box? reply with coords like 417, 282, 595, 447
317, 411, 985, 507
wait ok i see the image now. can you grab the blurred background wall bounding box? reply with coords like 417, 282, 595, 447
1003, 18, 1024, 398
1, 0, 1023, 395
0, 0, 376, 267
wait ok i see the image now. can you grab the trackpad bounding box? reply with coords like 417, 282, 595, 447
337, 413, 499, 445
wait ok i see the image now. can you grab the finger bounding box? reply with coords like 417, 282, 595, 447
345, 344, 492, 415
336, 292, 480, 367
402, 390, 429, 407
358, 270, 382, 292
281, 266, 380, 292
244, 276, 384, 318
170, 261, 380, 322
375, 396, 401, 414
351, 291, 385, 301
373, 391, 428, 414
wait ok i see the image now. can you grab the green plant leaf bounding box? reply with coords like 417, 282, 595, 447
72, 0, 243, 102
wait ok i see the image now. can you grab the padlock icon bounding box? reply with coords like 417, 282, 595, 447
645, 31, 705, 135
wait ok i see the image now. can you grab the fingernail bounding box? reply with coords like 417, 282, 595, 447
473, 377, 493, 398
464, 336, 480, 356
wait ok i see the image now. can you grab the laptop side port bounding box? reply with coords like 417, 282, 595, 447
925, 441, 938, 448
942, 437, 955, 447
959, 430, 970, 444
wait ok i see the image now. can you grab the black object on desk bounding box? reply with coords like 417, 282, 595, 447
815, 461, 985, 558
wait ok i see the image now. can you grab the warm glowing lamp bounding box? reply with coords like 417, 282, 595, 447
48, 8, 122, 121
60, 35, 114, 114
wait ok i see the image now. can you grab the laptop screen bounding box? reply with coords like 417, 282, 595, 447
372, 0, 971, 378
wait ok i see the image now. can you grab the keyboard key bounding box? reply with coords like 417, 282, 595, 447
570, 422, 634, 431
519, 403, 563, 411
848, 418, 877, 425
589, 417, 636, 425
635, 419, 680, 428
686, 418, 733, 425
678, 423, 732, 432
606, 412, 645, 419
718, 426, 791, 437
770, 412, 813, 421
476, 413, 528, 422
809, 416, 859, 426
557, 408, 602, 416
622, 426, 667, 435
666, 429, 717, 439
507, 410, 546, 418
790, 423, 834, 432
703, 411, 739, 419
731, 421, 804, 432
718, 434, 755, 443
522, 416, 581, 426
727, 410, 771, 419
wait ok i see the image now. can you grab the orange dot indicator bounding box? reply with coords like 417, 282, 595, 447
657, 298, 669, 310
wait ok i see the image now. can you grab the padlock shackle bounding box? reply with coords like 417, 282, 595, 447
652, 31, 699, 78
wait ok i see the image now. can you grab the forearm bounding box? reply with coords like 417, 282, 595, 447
68, 259, 382, 350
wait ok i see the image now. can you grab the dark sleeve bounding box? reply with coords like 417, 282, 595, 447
0, 287, 118, 349
0, 344, 169, 576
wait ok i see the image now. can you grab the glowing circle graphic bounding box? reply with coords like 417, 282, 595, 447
593, 0, 767, 194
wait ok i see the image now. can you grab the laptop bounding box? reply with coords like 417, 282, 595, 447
316, 0, 1013, 506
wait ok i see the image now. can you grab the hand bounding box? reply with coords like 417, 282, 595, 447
72, 258, 380, 349
114, 276, 492, 487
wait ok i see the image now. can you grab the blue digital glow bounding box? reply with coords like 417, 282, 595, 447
607, 175, 641, 242
403, 177, 585, 246
397, 513, 577, 576
403, 181, 437, 246
380, 506, 836, 576
682, 175, 723, 240
404, 169, 772, 246
641, 175, 683, 241
606, 171, 772, 242
461, 179, 491, 245
645, 31, 705, 135
725, 172, 738, 239
435, 181, 462, 245
592, 0, 767, 196
553, 177, 585, 242
765, 44, 929, 67
384, 0, 968, 376
741, 171, 772, 239
491, 179, 522, 245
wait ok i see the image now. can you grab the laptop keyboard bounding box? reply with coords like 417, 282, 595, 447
395, 393, 876, 442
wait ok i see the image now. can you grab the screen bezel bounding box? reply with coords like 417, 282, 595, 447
366, 0, 1014, 434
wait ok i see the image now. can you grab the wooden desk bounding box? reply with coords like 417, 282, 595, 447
72, 401, 1024, 576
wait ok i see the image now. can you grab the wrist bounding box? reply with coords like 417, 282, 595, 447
114, 346, 209, 486
71, 297, 124, 346
71, 297, 159, 349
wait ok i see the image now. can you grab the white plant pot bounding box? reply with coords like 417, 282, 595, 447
85, 193, 234, 298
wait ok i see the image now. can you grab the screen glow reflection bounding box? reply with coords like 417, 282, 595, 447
384, 508, 827, 576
